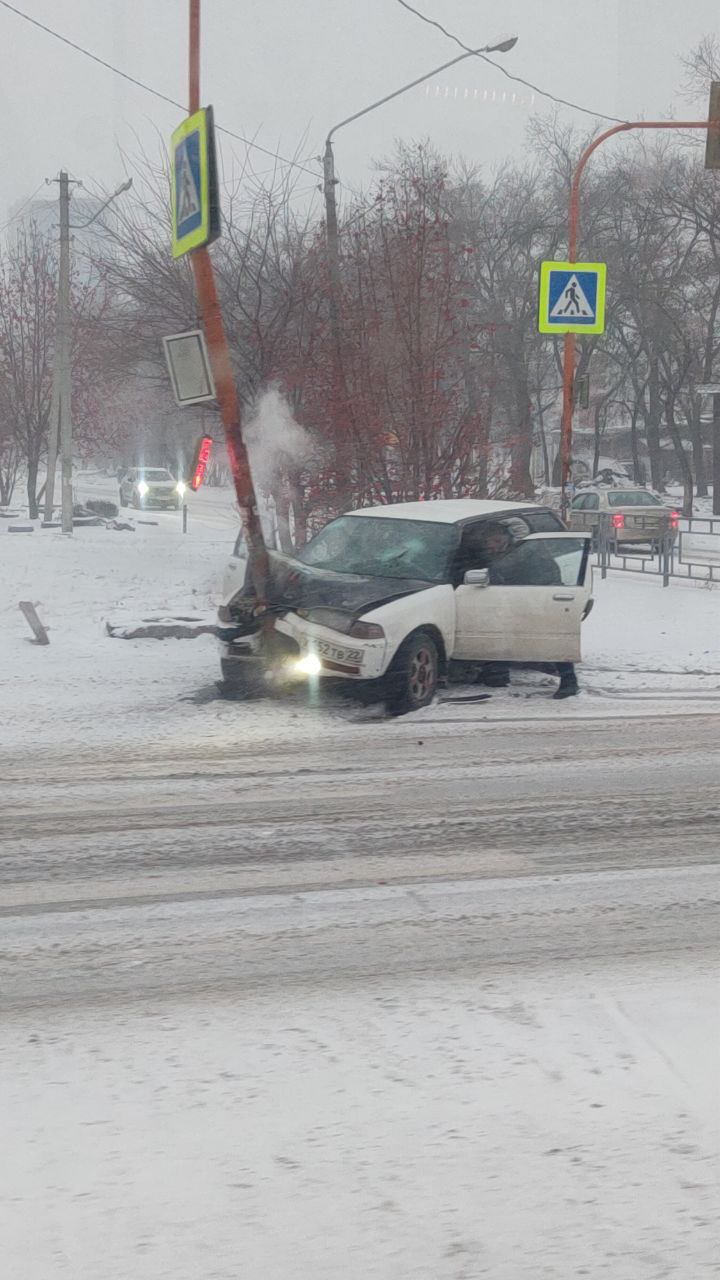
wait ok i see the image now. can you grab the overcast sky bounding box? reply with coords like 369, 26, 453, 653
1, 0, 718, 224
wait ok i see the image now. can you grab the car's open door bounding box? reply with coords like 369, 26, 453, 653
453, 533, 592, 663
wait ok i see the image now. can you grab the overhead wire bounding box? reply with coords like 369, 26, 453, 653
0, 180, 48, 234
0, 0, 321, 179
394, 0, 628, 126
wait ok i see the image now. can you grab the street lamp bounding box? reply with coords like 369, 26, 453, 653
319, 36, 518, 510
322, 37, 519, 296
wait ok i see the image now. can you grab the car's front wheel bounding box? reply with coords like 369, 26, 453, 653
385, 630, 439, 716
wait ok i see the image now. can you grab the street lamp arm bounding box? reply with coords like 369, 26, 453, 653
70, 178, 133, 230
326, 47, 491, 146
568, 121, 715, 261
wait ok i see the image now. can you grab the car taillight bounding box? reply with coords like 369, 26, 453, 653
612, 513, 625, 529
670, 510, 679, 529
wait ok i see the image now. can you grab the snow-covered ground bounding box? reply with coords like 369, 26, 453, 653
2, 933, 717, 1279
2, 485, 720, 758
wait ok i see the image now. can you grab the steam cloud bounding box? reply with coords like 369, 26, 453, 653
243, 384, 312, 493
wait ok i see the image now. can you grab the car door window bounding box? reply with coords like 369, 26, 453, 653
571, 495, 587, 510
583, 493, 599, 510
489, 537, 588, 587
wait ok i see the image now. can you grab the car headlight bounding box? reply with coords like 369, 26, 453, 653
294, 653, 322, 676
137, 480, 149, 496
349, 620, 384, 639
176, 481, 187, 497
296, 607, 353, 633
294, 607, 384, 640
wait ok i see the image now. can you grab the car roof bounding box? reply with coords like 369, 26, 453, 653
347, 499, 542, 525
580, 486, 656, 496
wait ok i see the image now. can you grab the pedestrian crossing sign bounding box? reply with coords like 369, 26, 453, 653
170, 106, 220, 258
538, 260, 606, 335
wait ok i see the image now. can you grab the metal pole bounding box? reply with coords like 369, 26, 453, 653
58, 170, 73, 535
186, 1, 269, 596
559, 119, 717, 523
323, 139, 341, 308
43, 372, 60, 523
713, 393, 720, 517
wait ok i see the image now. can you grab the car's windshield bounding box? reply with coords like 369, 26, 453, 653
139, 469, 173, 481
607, 490, 663, 507
297, 515, 458, 582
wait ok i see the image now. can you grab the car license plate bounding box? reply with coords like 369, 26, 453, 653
314, 639, 363, 665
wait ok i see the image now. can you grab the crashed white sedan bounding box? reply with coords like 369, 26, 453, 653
217, 499, 593, 714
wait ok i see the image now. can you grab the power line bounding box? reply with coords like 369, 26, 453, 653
395, 0, 627, 126
0, 0, 321, 179
0, 180, 47, 234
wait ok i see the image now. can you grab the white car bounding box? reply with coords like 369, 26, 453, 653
217, 500, 593, 714
222, 529, 249, 599
119, 467, 186, 511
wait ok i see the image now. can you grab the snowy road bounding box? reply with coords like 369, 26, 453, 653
2, 715, 719, 1277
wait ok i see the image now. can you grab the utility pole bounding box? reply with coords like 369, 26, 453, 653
44, 173, 132, 528
322, 139, 342, 342
58, 170, 73, 534
707, 389, 712, 514
42, 375, 60, 525
44, 170, 77, 533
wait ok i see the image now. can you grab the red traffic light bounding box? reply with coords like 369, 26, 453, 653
189, 435, 213, 490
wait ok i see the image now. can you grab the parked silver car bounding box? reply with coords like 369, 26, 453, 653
568, 487, 679, 547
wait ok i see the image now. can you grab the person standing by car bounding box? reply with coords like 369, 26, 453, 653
461, 522, 579, 699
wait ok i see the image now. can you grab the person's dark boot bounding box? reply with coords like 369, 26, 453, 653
553, 672, 579, 699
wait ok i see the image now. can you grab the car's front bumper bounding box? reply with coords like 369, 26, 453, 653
273, 614, 388, 680
218, 613, 389, 683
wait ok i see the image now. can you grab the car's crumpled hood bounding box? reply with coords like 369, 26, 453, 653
262, 551, 433, 616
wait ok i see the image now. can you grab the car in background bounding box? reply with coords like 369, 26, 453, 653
218, 499, 592, 714
568, 486, 679, 548
119, 468, 186, 511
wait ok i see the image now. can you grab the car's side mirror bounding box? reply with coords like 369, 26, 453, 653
464, 568, 490, 587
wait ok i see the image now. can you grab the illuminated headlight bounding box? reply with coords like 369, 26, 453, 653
294, 653, 322, 676
176, 481, 187, 497
137, 480, 149, 496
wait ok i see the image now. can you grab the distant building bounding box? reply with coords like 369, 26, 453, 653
5, 194, 116, 284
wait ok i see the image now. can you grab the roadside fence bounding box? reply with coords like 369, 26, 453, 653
594, 512, 720, 587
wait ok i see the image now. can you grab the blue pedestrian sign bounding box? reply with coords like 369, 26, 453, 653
170, 106, 220, 258
538, 260, 606, 335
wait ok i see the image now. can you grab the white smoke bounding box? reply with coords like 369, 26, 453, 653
242, 383, 312, 493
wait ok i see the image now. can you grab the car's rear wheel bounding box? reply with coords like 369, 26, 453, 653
385, 630, 438, 716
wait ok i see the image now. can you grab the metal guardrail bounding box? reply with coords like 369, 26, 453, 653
592, 512, 720, 586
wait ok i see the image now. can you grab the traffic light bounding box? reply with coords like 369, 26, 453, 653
189, 435, 213, 490
706, 82, 720, 169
